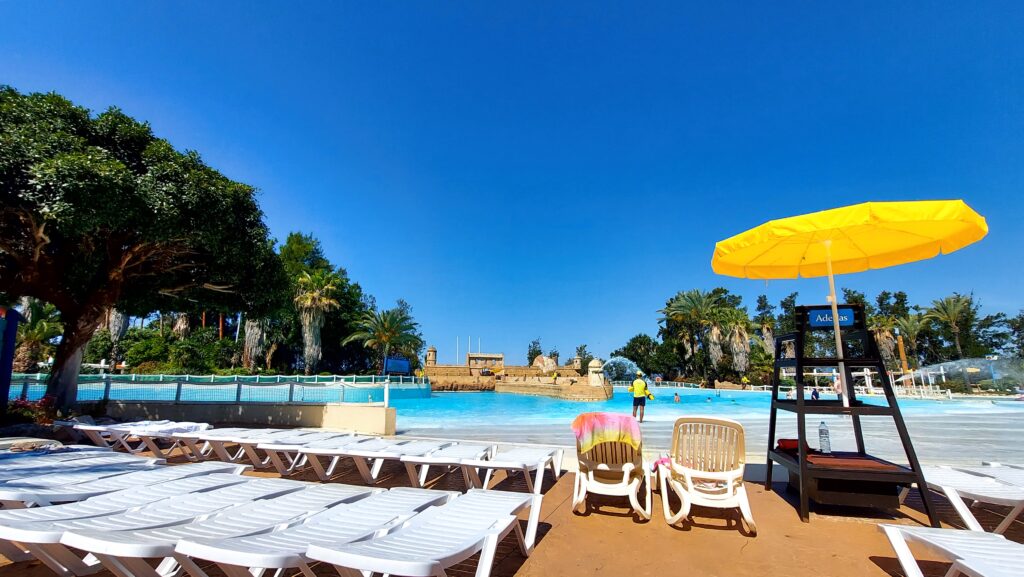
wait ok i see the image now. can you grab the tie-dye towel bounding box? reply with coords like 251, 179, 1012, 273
571, 412, 642, 454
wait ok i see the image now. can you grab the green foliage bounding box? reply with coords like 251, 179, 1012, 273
1009, 311, 1024, 359
777, 292, 799, 334
611, 334, 658, 374
342, 307, 424, 373
573, 344, 594, 370
83, 329, 113, 364
0, 86, 287, 406
526, 338, 542, 365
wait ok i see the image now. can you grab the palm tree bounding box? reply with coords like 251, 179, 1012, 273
895, 313, 929, 367
927, 295, 969, 359
342, 308, 423, 373
659, 289, 731, 383
13, 299, 62, 373
293, 270, 341, 374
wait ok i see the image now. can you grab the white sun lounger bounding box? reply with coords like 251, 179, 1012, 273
210, 429, 320, 467
254, 431, 355, 474
880, 524, 1024, 577
60, 420, 171, 450
1, 477, 306, 577
306, 489, 543, 577
164, 428, 257, 462
0, 458, 162, 499
461, 446, 564, 494
328, 440, 456, 485
173, 487, 456, 577
0, 461, 248, 507
904, 466, 1024, 534
0, 453, 148, 482
171, 428, 289, 463
298, 437, 402, 481
0, 446, 111, 463
961, 464, 1024, 488
61, 483, 375, 577
0, 473, 250, 563
400, 443, 496, 488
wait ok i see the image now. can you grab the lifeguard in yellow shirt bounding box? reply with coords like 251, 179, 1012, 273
627, 370, 653, 423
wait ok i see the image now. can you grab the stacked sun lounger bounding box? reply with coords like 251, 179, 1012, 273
59, 420, 212, 458
0, 461, 544, 577
885, 461, 1024, 577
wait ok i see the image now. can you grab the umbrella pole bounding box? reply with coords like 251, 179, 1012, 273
823, 240, 851, 407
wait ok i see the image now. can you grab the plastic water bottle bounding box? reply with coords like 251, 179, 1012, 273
818, 421, 831, 454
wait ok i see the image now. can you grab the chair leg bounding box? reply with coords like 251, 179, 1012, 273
572, 472, 587, 512
627, 477, 651, 520
737, 486, 757, 535
664, 479, 692, 525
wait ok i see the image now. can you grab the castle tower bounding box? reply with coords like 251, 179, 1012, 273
426, 346, 437, 366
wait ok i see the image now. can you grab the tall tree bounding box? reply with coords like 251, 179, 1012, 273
342, 308, 423, 373
610, 334, 658, 374
927, 295, 970, 359
293, 270, 341, 374
526, 338, 542, 365
777, 292, 799, 334
1008, 311, 1024, 359
574, 344, 594, 372
895, 313, 929, 367
0, 87, 286, 409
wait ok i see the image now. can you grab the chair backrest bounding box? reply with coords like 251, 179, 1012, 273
579, 440, 642, 467
669, 417, 745, 473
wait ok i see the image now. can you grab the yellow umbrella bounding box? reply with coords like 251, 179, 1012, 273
712, 199, 987, 403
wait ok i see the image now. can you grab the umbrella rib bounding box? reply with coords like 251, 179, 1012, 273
837, 228, 869, 259
741, 238, 788, 273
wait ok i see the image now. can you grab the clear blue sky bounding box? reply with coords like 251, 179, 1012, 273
3, 2, 1022, 362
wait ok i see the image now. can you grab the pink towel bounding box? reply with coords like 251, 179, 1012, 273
571, 412, 642, 454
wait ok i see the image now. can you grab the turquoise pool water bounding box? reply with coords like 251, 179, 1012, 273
392, 387, 1024, 465
391, 387, 1024, 428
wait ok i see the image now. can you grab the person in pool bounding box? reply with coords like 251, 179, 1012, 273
627, 371, 652, 423
673, 392, 681, 403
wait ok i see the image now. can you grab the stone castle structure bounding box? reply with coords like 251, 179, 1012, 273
422, 346, 613, 401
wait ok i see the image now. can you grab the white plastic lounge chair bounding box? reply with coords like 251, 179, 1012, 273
70, 421, 210, 457
880, 524, 1024, 577
0, 461, 247, 507
0, 458, 163, 501
904, 466, 1024, 534
463, 446, 563, 495
0, 473, 250, 563
162, 428, 253, 461
0, 446, 111, 464
220, 429, 323, 468
330, 439, 454, 485
60, 483, 374, 577
64, 420, 172, 450
306, 489, 543, 577
960, 464, 1024, 488
256, 431, 355, 475
0, 453, 149, 482
657, 416, 756, 534
572, 430, 650, 520
1, 477, 306, 577
173, 487, 456, 577
401, 443, 496, 488
171, 428, 288, 463
298, 437, 402, 481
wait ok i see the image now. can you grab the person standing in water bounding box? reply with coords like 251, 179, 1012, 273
627, 370, 652, 423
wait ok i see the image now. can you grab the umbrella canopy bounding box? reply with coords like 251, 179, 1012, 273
712, 200, 987, 280
711, 199, 987, 405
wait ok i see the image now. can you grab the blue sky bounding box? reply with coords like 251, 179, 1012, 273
3, 2, 1022, 362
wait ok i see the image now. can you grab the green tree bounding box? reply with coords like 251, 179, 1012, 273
927, 295, 970, 359
574, 344, 594, 371
0, 87, 286, 409
753, 295, 776, 330
293, 270, 341, 375
659, 288, 746, 384
610, 334, 658, 374
894, 314, 929, 367
777, 292, 799, 334
1008, 311, 1024, 359
526, 338, 542, 365
13, 299, 62, 372
342, 308, 424, 373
